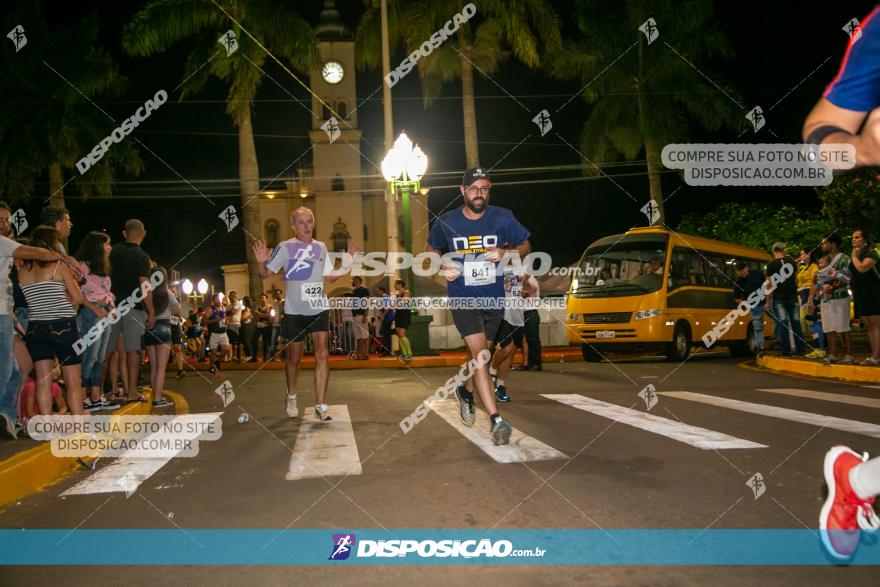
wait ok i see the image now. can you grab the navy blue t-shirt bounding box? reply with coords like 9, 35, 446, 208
824, 5, 880, 112
427, 205, 530, 300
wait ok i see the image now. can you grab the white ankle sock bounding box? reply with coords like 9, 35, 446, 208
850, 456, 880, 499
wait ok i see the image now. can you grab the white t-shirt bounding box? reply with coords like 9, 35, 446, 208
226, 299, 242, 325
503, 270, 525, 327
0, 235, 22, 316
265, 238, 328, 316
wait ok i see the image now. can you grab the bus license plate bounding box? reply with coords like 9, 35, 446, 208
596, 330, 616, 339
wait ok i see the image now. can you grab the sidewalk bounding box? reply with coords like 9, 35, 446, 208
0, 389, 189, 511
755, 354, 880, 384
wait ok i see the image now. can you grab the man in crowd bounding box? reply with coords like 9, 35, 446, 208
226, 290, 243, 362
107, 219, 155, 403
810, 235, 854, 364
733, 261, 767, 354
269, 288, 284, 360
764, 243, 806, 356
351, 276, 370, 360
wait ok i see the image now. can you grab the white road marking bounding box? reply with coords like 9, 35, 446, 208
755, 388, 880, 409
662, 392, 880, 438
429, 400, 567, 463
286, 405, 361, 480
542, 394, 766, 450
62, 414, 222, 496
863, 385, 880, 389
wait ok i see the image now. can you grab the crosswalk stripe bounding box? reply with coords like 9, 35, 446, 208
661, 392, 880, 438
541, 394, 766, 450
755, 388, 880, 409
62, 413, 222, 496
286, 405, 362, 480
429, 400, 568, 463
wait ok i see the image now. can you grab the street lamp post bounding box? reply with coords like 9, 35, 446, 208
381, 132, 428, 295
381, 132, 434, 356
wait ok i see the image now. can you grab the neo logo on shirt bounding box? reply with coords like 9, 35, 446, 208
452, 235, 498, 253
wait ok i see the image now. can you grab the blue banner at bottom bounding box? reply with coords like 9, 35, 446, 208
1, 529, 878, 565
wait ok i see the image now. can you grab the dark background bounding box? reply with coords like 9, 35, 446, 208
9, 0, 879, 290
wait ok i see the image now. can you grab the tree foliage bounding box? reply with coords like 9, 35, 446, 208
815, 169, 880, 237
676, 202, 832, 254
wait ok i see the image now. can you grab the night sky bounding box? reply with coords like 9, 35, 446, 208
8, 0, 879, 289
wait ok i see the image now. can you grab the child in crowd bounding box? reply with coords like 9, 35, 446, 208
19, 366, 68, 423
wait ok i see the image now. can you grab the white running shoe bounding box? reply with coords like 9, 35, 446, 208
315, 404, 332, 421
285, 394, 298, 418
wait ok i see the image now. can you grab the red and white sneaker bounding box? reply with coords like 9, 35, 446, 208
819, 446, 880, 561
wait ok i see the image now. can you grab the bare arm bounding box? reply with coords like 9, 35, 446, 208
851, 250, 878, 273
803, 98, 880, 167
12, 245, 58, 262
59, 262, 83, 308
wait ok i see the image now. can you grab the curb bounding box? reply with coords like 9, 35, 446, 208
0, 388, 187, 511
755, 355, 880, 384
168, 348, 583, 372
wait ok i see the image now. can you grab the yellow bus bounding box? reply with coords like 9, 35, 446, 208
566, 227, 774, 362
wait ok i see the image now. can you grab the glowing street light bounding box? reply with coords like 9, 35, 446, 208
197, 279, 209, 295
382, 131, 428, 292
181, 279, 193, 295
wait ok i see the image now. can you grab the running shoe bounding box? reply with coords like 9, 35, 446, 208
805, 349, 826, 359
819, 446, 880, 561
285, 394, 298, 418
495, 385, 510, 402
314, 403, 332, 421
841, 355, 856, 364
822, 355, 840, 364
152, 397, 173, 408
92, 398, 121, 411
455, 385, 476, 426
490, 416, 512, 446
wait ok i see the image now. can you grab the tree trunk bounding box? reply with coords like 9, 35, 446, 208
460, 49, 480, 167
237, 109, 264, 299
636, 36, 664, 226
643, 139, 664, 225
48, 162, 65, 209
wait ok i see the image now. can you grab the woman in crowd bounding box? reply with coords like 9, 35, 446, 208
16, 226, 85, 415
240, 295, 255, 362
796, 248, 824, 359
393, 279, 413, 360
253, 293, 273, 362
74, 231, 118, 411
143, 266, 177, 406
850, 229, 880, 365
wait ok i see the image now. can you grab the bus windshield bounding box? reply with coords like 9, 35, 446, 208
573, 237, 668, 296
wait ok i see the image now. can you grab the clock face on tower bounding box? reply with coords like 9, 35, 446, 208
321, 61, 344, 84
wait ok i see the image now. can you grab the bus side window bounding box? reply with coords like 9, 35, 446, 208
705, 255, 730, 288
669, 248, 690, 289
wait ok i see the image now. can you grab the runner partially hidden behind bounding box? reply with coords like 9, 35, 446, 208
427, 167, 531, 445
253, 207, 351, 422
805, 3, 880, 562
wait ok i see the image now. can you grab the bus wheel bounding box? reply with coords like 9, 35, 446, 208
666, 322, 692, 361
729, 324, 755, 357
581, 344, 603, 362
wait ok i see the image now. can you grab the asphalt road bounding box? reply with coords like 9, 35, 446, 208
2, 354, 879, 585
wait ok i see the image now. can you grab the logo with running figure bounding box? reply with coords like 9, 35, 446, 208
283, 242, 318, 280
328, 533, 356, 560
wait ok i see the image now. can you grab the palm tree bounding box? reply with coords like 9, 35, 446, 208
123, 0, 318, 298
357, 0, 561, 167
0, 4, 143, 208
552, 0, 743, 224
